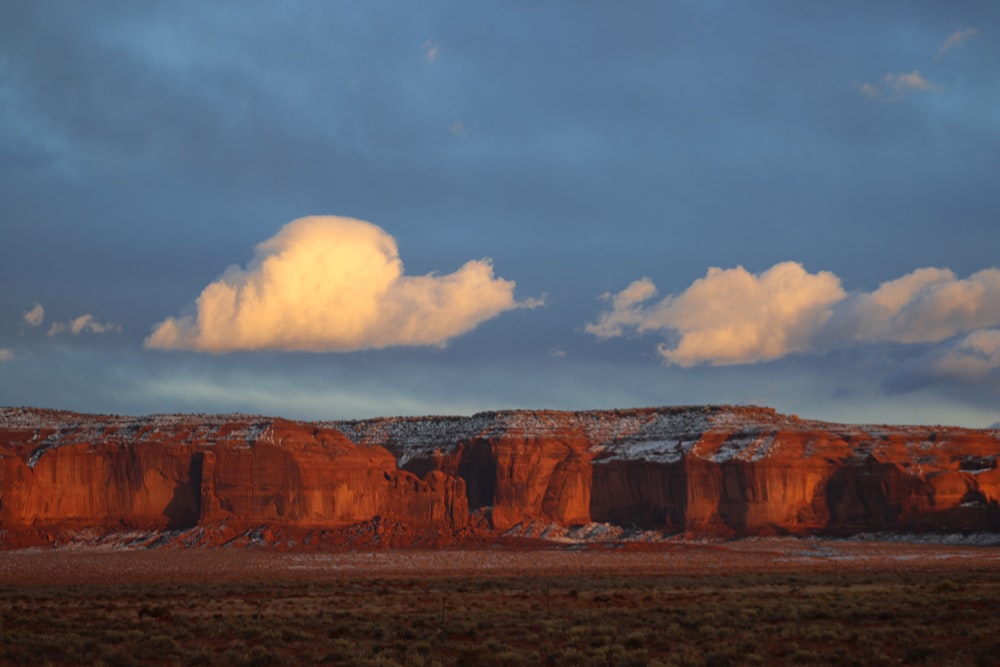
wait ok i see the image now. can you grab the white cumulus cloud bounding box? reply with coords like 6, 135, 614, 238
587, 262, 845, 367
588, 263, 1000, 368
825, 267, 1000, 345
145, 215, 535, 353
23, 303, 45, 328
48, 314, 122, 336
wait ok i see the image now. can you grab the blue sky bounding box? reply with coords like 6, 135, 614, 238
2, 2, 999, 426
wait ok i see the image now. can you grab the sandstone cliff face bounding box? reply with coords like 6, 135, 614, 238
0, 410, 467, 547
1, 405, 997, 547
337, 406, 1000, 538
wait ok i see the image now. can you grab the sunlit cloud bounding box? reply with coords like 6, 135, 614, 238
0, 348, 14, 363
22, 303, 45, 328
823, 267, 1000, 345
937, 28, 977, 59
587, 263, 845, 367
588, 263, 1000, 369
586, 277, 659, 339
145, 215, 538, 353
858, 70, 941, 101
47, 314, 122, 336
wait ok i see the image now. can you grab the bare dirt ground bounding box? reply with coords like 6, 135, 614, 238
0, 539, 996, 585
0, 540, 998, 666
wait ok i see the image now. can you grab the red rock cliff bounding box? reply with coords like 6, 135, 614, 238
337, 406, 1000, 537
1, 405, 998, 547
0, 410, 467, 547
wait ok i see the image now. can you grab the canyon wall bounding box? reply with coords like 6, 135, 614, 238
1, 406, 998, 547
337, 406, 1000, 537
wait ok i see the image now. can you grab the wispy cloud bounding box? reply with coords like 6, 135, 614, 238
588, 263, 1000, 370
937, 27, 977, 59
146, 215, 538, 353
22, 303, 44, 328
422, 39, 440, 63
449, 121, 467, 138
0, 348, 14, 363
930, 329, 1000, 384
48, 314, 122, 336
857, 70, 941, 101
884, 328, 1000, 394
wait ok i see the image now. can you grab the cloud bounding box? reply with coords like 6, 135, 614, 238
449, 121, 467, 138
23, 303, 45, 328
931, 329, 1000, 383
586, 277, 659, 339
422, 39, 440, 63
825, 268, 1000, 345
884, 329, 1000, 394
858, 70, 941, 101
588, 263, 1000, 368
0, 348, 14, 363
587, 262, 845, 367
47, 314, 122, 336
145, 215, 535, 353
937, 28, 977, 58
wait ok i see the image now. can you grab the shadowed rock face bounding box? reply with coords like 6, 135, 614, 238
1, 406, 998, 547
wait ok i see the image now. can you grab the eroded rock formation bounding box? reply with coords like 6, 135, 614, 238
1, 405, 997, 547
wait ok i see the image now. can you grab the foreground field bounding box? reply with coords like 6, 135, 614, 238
0, 541, 998, 666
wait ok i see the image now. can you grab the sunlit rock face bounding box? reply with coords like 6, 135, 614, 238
338, 406, 1000, 537
1, 406, 997, 547
0, 410, 467, 547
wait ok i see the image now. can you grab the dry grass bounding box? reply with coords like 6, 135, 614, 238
0, 543, 998, 666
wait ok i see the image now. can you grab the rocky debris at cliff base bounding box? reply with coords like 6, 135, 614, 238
846, 531, 1000, 546
8, 522, 1000, 553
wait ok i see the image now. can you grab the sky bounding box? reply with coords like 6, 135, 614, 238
2, 2, 999, 427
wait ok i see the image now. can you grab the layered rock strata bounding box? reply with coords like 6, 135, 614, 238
1, 405, 997, 547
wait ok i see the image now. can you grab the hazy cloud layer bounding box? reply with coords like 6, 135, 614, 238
928, 329, 1000, 384
146, 216, 533, 353
885, 328, 1000, 394
589, 263, 1000, 368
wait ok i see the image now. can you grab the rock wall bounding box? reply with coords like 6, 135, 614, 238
0, 410, 467, 546
1, 406, 998, 547
339, 407, 1000, 537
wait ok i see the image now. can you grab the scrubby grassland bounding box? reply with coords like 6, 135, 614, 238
0, 544, 997, 666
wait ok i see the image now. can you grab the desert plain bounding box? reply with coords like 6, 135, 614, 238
1, 539, 998, 667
